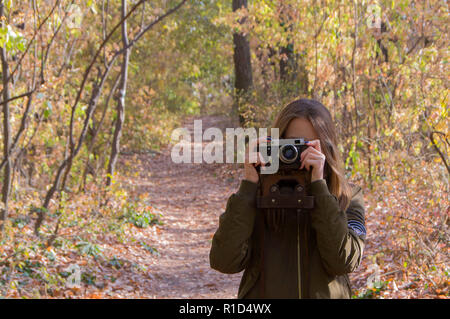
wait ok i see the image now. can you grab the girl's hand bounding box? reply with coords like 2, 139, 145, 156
244, 136, 269, 184
300, 139, 326, 182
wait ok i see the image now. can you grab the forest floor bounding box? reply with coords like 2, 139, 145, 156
115, 115, 244, 298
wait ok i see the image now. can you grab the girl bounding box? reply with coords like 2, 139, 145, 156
209, 98, 366, 298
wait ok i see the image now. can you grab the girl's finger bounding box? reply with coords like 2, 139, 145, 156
300, 152, 323, 169
248, 149, 269, 167
252, 151, 266, 167
300, 146, 322, 162
258, 152, 267, 167
300, 152, 313, 169
306, 139, 322, 153
300, 152, 312, 169
307, 159, 322, 171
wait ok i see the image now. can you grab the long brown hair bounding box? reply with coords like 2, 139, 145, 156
272, 98, 352, 212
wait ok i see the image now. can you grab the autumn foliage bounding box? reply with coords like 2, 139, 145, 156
0, 0, 448, 298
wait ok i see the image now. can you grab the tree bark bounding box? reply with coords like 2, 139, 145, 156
0, 2, 12, 235
232, 0, 253, 126
278, 3, 308, 96
107, 0, 130, 186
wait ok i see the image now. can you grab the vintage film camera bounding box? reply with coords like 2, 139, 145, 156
257, 138, 309, 171
255, 138, 315, 210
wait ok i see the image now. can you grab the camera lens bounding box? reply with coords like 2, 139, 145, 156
284, 148, 295, 158
279, 144, 298, 164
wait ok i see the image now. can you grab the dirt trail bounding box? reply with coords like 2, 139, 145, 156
128, 115, 243, 298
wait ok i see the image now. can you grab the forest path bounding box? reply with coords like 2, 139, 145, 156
120, 115, 243, 298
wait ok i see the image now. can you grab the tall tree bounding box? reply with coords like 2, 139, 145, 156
0, 1, 12, 235
107, 0, 130, 186
278, 2, 308, 96
232, 0, 253, 126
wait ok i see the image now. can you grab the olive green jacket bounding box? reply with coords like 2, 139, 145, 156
209, 178, 366, 299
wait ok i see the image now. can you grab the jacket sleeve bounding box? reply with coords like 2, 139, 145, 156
308, 179, 366, 276
209, 179, 258, 274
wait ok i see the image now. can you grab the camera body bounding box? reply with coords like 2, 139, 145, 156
257, 138, 309, 172
255, 138, 315, 210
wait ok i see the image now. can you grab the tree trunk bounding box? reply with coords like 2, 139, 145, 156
232, 0, 253, 126
278, 3, 308, 96
0, 2, 12, 236
107, 0, 130, 186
